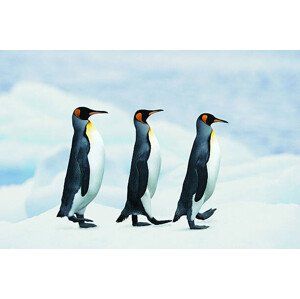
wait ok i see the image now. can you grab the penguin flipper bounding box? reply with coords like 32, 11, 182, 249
58, 138, 90, 217
194, 163, 208, 202
77, 145, 90, 197
196, 208, 217, 220
136, 160, 149, 199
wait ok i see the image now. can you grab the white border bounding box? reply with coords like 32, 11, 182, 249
0, 0, 300, 49
0, 250, 299, 299
1, 0, 300, 298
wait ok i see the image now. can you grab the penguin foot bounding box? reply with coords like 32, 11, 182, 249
68, 215, 94, 223
79, 222, 97, 229
131, 215, 151, 226
188, 220, 209, 230
196, 208, 217, 220
190, 225, 209, 230
75, 213, 94, 222
148, 217, 172, 225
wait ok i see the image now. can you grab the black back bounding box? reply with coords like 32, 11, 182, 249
175, 117, 212, 215
124, 120, 151, 215
57, 116, 90, 217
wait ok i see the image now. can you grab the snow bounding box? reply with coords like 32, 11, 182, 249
0, 82, 299, 248
1, 202, 300, 248
0, 180, 33, 222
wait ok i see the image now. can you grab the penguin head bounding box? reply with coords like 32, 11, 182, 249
199, 113, 228, 126
134, 109, 164, 124
73, 107, 108, 120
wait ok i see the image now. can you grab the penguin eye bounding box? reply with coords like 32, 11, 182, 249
136, 112, 143, 122
74, 108, 81, 118
201, 114, 208, 123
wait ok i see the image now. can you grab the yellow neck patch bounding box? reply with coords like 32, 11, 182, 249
210, 130, 216, 141
86, 121, 95, 141
148, 127, 153, 137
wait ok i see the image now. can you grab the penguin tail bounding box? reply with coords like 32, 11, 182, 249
173, 213, 181, 222
56, 208, 66, 218
116, 209, 129, 223
173, 206, 185, 222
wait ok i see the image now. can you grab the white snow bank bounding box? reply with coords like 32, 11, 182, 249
1, 202, 300, 248
0, 180, 33, 222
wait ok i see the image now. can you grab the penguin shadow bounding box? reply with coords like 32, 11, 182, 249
57, 226, 100, 231
175, 224, 213, 232
55, 219, 101, 231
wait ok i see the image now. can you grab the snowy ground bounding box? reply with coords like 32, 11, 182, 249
1, 202, 300, 249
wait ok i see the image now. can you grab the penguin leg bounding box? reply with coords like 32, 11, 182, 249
196, 208, 217, 220
75, 213, 97, 229
147, 216, 172, 225
131, 215, 151, 227
188, 219, 209, 230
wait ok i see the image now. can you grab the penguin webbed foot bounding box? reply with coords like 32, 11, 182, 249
75, 213, 94, 223
73, 214, 97, 228
68, 215, 94, 223
196, 208, 217, 220
132, 215, 151, 227
148, 217, 172, 225
188, 220, 209, 230
79, 222, 97, 229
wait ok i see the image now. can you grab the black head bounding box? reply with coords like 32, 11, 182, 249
134, 109, 163, 123
73, 107, 108, 120
200, 113, 228, 126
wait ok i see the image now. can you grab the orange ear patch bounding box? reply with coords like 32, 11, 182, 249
202, 114, 207, 123
136, 112, 143, 122
74, 108, 81, 118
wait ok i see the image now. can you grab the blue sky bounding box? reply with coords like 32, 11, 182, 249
0, 51, 300, 186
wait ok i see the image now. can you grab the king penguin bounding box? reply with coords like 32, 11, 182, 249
116, 109, 172, 227
173, 113, 228, 229
57, 107, 108, 228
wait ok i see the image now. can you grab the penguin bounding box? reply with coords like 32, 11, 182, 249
116, 109, 172, 227
57, 107, 108, 228
173, 113, 228, 229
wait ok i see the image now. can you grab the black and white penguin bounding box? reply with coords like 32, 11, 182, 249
116, 109, 172, 226
173, 113, 228, 229
57, 107, 108, 228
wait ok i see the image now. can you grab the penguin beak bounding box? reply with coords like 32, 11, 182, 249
149, 109, 164, 115
89, 110, 108, 116
213, 118, 228, 124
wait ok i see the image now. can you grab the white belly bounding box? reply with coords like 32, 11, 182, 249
140, 128, 161, 217
69, 122, 105, 215
191, 131, 220, 220
86, 130, 105, 198
147, 129, 161, 197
